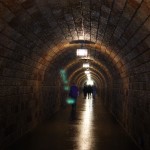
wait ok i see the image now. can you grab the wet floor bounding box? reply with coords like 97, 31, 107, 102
7, 96, 139, 150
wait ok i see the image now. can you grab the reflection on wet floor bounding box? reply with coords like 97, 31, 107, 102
7, 96, 139, 150
76, 97, 94, 150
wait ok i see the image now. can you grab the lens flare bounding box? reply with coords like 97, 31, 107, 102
64, 86, 70, 91
66, 98, 75, 104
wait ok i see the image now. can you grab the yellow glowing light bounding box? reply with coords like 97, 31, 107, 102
79, 35, 84, 40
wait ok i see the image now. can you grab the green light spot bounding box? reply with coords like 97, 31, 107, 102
66, 98, 75, 104
60, 69, 68, 84
64, 86, 70, 91
60, 69, 65, 74
64, 80, 68, 84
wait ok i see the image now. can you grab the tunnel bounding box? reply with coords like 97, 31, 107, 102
0, 0, 150, 150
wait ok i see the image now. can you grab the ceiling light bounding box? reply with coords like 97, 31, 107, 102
83, 63, 89, 68
85, 70, 90, 74
76, 49, 88, 57
87, 74, 91, 77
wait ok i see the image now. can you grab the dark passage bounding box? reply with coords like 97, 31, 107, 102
7, 96, 139, 150
0, 0, 149, 149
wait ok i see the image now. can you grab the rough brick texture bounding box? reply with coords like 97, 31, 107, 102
0, 0, 150, 150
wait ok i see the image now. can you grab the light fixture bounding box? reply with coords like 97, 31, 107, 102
79, 35, 84, 40
87, 74, 91, 77
76, 49, 88, 57
83, 63, 89, 68
87, 75, 91, 80
85, 70, 90, 74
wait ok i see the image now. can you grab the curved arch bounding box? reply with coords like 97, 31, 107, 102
68, 67, 107, 85
64, 57, 112, 80
41, 43, 128, 77
76, 73, 103, 87
72, 70, 105, 87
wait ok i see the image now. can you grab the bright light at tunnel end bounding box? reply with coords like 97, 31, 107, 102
86, 79, 94, 85
87, 74, 91, 78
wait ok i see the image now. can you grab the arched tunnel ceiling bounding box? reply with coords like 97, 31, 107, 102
45, 50, 113, 86
47, 45, 123, 82
0, 0, 150, 84
69, 67, 106, 85
65, 58, 111, 79
65, 60, 111, 82
0, 1, 150, 149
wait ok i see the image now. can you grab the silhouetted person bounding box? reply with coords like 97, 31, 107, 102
87, 85, 93, 98
83, 84, 88, 98
69, 83, 79, 116
92, 85, 96, 99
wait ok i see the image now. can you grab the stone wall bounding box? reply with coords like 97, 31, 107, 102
0, 0, 150, 150
0, 43, 66, 148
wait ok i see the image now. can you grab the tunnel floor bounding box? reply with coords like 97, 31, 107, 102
7, 96, 139, 150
